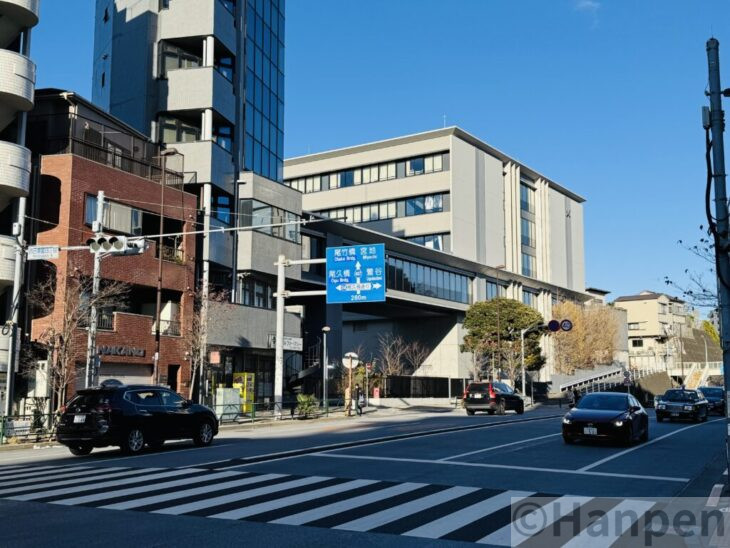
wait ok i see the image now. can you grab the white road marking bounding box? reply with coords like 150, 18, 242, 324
562, 498, 656, 548
0, 465, 91, 481
334, 485, 480, 532
95, 443, 232, 464
211, 478, 378, 520
439, 433, 561, 461
477, 495, 592, 545
707, 484, 724, 507
0, 466, 124, 487
403, 490, 532, 539
315, 453, 689, 483
0, 468, 148, 496
101, 473, 286, 510
579, 418, 723, 472
7, 468, 197, 501
153, 476, 330, 515
269, 482, 427, 526
54, 470, 242, 506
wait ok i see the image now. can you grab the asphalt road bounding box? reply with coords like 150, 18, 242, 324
0, 406, 725, 547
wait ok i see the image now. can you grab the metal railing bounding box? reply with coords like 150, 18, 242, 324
156, 243, 184, 264
151, 319, 181, 337
213, 398, 351, 424
1, 413, 58, 445
97, 311, 114, 330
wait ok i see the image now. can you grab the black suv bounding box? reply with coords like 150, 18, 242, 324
699, 386, 725, 415
655, 389, 709, 422
57, 381, 219, 456
463, 381, 524, 415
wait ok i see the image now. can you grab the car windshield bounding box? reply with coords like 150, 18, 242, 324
467, 384, 489, 393
700, 388, 723, 397
663, 390, 698, 402
575, 394, 628, 411
492, 382, 513, 394
67, 391, 113, 408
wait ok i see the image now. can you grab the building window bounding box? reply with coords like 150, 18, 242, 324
101, 72, 106, 88
632, 339, 644, 348
212, 188, 233, 225
236, 274, 275, 310
238, 199, 301, 243
103, 7, 109, 22
628, 322, 640, 330
522, 289, 537, 309
85, 195, 142, 236
487, 281, 506, 300
158, 115, 200, 144
521, 217, 535, 248
406, 233, 450, 251
521, 253, 536, 277
386, 255, 470, 304
316, 193, 447, 224
520, 182, 535, 214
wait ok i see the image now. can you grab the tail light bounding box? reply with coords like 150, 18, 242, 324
463, 390, 468, 399
59, 405, 66, 414
489, 385, 496, 399
95, 403, 112, 413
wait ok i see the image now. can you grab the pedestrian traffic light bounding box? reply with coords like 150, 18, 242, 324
86, 235, 148, 255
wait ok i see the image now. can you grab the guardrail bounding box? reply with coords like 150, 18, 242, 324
213, 398, 354, 424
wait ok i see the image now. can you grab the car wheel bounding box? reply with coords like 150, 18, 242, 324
487, 410, 495, 415
466, 409, 475, 416
640, 423, 649, 442
624, 425, 634, 446
516, 404, 524, 415
563, 436, 575, 444
702, 408, 709, 422
147, 439, 165, 451
68, 444, 93, 456
497, 401, 506, 415
121, 427, 145, 454
193, 420, 215, 447
656, 415, 663, 422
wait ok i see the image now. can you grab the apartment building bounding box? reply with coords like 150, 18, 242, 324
0, 0, 39, 414
22, 89, 197, 410
285, 127, 591, 380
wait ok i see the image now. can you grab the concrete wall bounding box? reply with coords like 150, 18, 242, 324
207, 300, 301, 350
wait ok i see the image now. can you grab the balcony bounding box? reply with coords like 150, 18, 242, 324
0, 49, 35, 130
0, 0, 39, 48
165, 66, 235, 124
159, 0, 236, 55
0, 140, 30, 206
151, 319, 182, 337
169, 140, 234, 192
0, 234, 15, 288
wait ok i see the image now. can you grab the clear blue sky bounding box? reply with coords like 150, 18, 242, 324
32, 0, 730, 307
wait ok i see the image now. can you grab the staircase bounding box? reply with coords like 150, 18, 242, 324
684, 365, 705, 389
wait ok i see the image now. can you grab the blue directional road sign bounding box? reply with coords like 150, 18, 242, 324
326, 243, 386, 304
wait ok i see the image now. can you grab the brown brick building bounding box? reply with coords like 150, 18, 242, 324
25, 90, 198, 403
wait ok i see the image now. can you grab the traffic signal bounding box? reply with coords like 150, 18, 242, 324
86, 235, 148, 255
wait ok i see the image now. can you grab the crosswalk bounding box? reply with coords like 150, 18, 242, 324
0, 462, 658, 545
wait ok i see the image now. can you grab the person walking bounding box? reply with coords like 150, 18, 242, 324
354, 384, 363, 416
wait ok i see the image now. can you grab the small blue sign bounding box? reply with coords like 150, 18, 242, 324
326, 244, 386, 304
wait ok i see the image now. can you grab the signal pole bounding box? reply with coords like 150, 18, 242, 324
706, 38, 730, 487
85, 191, 105, 388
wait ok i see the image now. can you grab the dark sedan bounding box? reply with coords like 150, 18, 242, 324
562, 392, 649, 445
699, 386, 725, 415
656, 389, 709, 422
463, 381, 524, 415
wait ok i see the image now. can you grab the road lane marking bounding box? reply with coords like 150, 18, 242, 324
315, 453, 689, 482
403, 490, 532, 539
0, 465, 91, 481
101, 473, 286, 510
579, 418, 723, 472
334, 485, 480, 532
0, 468, 148, 496
211, 478, 378, 520
7, 468, 197, 501
439, 433, 561, 461
562, 498, 656, 548
477, 495, 592, 545
152, 475, 330, 515
93, 442, 233, 464
0, 466, 124, 487
707, 484, 724, 507
269, 482, 427, 526
196, 415, 562, 470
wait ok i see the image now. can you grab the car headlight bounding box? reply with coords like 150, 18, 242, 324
563, 417, 572, 425
657, 404, 665, 410
613, 420, 624, 427
684, 405, 694, 411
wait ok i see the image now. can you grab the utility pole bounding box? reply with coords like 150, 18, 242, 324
322, 326, 330, 415
706, 37, 730, 488
85, 191, 105, 388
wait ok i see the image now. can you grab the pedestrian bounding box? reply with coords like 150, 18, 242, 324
572, 388, 580, 406
354, 384, 363, 416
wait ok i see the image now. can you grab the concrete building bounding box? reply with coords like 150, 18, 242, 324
285, 127, 591, 381
21, 89, 198, 412
0, 0, 39, 414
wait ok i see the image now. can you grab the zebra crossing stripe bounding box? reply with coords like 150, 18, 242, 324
0, 468, 153, 497
403, 490, 533, 539
561, 499, 656, 548
211, 478, 379, 520
477, 495, 592, 546
270, 482, 428, 526
153, 476, 332, 516
54, 470, 244, 506
100, 473, 287, 511
334, 485, 481, 532
0, 466, 126, 488
0, 465, 92, 481
7, 468, 198, 501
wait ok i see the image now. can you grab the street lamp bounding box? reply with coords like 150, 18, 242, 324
494, 264, 506, 381
521, 322, 545, 407
322, 326, 330, 416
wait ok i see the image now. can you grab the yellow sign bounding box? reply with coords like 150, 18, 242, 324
233, 372, 255, 414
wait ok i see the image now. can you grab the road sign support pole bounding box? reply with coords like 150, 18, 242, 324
85, 191, 105, 389
274, 255, 286, 419
706, 38, 730, 488
322, 328, 329, 416
520, 328, 526, 404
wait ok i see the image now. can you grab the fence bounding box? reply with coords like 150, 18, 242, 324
213, 397, 348, 424
384, 376, 467, 399
0, 413, 57, 445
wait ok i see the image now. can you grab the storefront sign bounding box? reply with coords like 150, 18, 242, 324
97, 346, 145, 357
267, 335, 303, 352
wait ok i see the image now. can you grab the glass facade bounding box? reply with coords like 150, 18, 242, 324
521, 252, 536, 277
244, 0, 285, 182
522, 289, 537, 309
236, 274, 276, 309
520, 180, 535, 213
238, 198, 300, 243
405, 233, 450, 251
386, 255, 470, 304
285, 152, 449, 194
521, 217, 535, 247
317, 192, 448, 224
486, 281, 507, 300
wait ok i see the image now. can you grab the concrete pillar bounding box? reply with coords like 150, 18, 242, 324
203, 36, 215, 67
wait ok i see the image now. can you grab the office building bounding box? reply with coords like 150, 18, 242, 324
0, 0, 39, 414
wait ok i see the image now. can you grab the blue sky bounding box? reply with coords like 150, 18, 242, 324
32, 0, 730, 308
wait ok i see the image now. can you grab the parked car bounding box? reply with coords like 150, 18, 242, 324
698, 386, 725, 415
57, 381, 219, 456
562, 392, 649, 446
463, 381, 524, 415
655, 389, 709, 422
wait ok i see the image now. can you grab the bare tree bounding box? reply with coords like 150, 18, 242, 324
24, 270, 128, 411
404, 341, 431, 374
377, 333, 409, 377
664, 236, 718, 309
